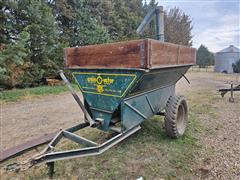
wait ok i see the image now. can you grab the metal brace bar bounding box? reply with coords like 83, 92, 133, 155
39, 122, 90, 155
66, 122, 89, 133
30, 126, 141, 165
59, 70, 96, 127
124, 102, 147, 119
39, 131, 63, 154
219, 88, 240, 92
63, 130, 98, 147
109, 126, 122, 133
145, 95, 155, 114
48, 131, 63, 148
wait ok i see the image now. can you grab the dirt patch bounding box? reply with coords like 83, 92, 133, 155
1, 93, 84, 151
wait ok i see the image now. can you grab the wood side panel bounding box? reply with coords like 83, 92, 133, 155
65, 40, 147, 68
149, 39, 195, 68
178, 46, 196, 64
150, 40, 179, 66
64, 39, 195, 69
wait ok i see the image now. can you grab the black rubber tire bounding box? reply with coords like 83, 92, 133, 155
164, 95, 188, 138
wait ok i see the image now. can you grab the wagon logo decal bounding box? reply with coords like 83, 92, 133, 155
86, 76, 114, 85
86, 76, 114, 93
72, 72, 137, 97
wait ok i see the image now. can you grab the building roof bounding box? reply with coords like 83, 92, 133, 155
217, 45, 240, 53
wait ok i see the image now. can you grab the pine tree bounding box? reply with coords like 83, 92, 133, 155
50, 0, 109, 46
196, 45, 214, 68
0, 30, 30, 88
1, 0, 62, 87
86, 0, 144, 41
1, 0, 22, 44
232, 59, 240, 73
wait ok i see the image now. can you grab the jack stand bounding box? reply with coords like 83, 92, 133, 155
47, 162, 54, 179
229, 84, 234, 103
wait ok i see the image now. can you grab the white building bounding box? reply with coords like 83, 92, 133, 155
214, 45, 240, 73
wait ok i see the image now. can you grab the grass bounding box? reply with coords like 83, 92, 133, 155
2, 89, 219, 179
19, 113, 202, 179
0, 85, 78, 103
14, 114, 201, 180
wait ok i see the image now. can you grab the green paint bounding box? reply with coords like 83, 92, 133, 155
71, 66, 190, 131
73, 72, 137, 98
72, 69, 143, 131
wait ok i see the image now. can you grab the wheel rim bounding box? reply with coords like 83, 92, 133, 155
176, 103, 186, 135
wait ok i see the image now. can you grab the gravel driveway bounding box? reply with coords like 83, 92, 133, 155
177, 72, 240, 179
1, 93, 84, 150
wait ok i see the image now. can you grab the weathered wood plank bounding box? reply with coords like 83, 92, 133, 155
149, 39, 195, 68
64, 39, 195, 69
178, 46, 196, 65
65, 40, 147, 68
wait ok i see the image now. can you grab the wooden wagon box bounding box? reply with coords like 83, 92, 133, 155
64, 39, 196, 69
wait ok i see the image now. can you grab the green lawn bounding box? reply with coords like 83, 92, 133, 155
0, 85, 78, 103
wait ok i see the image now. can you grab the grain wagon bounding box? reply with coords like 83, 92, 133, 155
6, 6, 196, 177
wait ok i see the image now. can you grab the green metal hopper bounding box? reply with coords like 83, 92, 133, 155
71, 65, 190, 132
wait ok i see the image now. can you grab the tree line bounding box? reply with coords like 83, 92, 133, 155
0, 0, 193, 89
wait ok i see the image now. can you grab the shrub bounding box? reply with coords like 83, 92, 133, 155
232, 59, 240, 73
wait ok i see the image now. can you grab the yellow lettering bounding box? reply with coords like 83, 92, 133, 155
96, 85, 104, 93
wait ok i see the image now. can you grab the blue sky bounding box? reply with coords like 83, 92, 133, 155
150, 0, 240, 52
